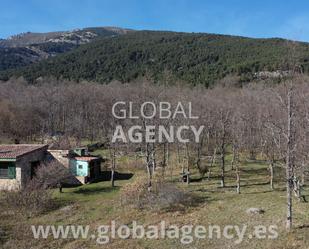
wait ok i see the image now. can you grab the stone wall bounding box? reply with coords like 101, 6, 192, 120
0, 166, 21, 190
0, 147, 47, 190
19, 147, 47, 188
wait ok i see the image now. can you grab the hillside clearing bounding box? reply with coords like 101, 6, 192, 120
0, 156, 308, 249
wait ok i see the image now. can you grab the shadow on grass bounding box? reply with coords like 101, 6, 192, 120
241, 168, 269, 176
187, 195, 210, 207
92, 171, 134, 183
303, 194, 309, 201
190, 176, 221, 182
190, 177, 204, 182
195, 188, 224, 194
242, 190, 273, 195
243, 181, 270, 187
72, 186, 120, 195
244, 159, 268, 165
297, 224, 309, 229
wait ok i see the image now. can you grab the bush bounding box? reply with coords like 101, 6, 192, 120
2, 182, 54, 217
2, 161, 73, 217
121, 174, 194, 211
34, 161, 73, 190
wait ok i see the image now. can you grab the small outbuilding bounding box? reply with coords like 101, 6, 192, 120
69, 156, 101, 184
0, 144, 48, 190
48, 147, 101, 184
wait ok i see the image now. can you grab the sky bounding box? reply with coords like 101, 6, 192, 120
1, 0, 309, 42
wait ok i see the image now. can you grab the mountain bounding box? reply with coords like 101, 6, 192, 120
0, 27, 133, 71
1, 30, 309, 86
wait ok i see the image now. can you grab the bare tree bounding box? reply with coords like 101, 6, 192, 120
34, 160, 73, 193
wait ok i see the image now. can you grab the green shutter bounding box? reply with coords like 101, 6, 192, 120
8, 163, 16, 179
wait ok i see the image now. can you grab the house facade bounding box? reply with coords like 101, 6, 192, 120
0, 144, 48, 190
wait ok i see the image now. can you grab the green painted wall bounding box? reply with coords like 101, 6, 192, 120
69, 159, 89, 177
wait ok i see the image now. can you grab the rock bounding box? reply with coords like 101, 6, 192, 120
60, 205, 74, 212
1, 210, 15, 215
246, 208, 265, 215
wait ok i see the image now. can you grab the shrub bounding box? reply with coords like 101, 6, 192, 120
2, 182, 54, 217
34, 161, 73, 190
2, 160, 74, 217
120, 174, 194, 211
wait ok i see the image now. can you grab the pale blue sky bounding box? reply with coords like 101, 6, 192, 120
1, 0, 309, 41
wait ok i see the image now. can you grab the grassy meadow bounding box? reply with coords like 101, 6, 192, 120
0, 151, 309, 249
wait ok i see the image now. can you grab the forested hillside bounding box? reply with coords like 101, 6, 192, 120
1, 31, 309, 86
0, 27, 133, 71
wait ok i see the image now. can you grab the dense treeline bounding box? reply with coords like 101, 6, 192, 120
0, 43, 79, 71
0, 47, 41, 71
1, 31, 309, 86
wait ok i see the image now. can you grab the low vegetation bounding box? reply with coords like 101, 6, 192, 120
0, 154, 308, 249
121, 173, 195, 211
1, 161, 73, 217
2, 187, 54, 217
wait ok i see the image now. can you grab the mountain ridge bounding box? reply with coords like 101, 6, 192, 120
0, 27, 134, 71
1, 28, 309, 86
0, 26, 134, 47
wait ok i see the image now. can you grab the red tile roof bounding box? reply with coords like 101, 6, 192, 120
0, 144, 48, 159
73, 156, 100, 162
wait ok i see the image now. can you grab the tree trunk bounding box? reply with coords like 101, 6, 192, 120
111, 169, 115, 187
236, 163, 240, 194
301, 172, 305, 186
58, 182, 63, 193
165, 143, 169, 179
186, 143, 190, 185
231, 144, 236, 170
208, 148, 216, 180
286, 88, 293, 230
220, 144, 225, 188
269, 161, 274, 190
152, 143, 157, 172
286, 159, 293, 230
177, 143, 183, 172
234, 148, 240, 194
145, 142, 153, 191
162, 142, 169, 178
111, 148, 116, 187
163, 142, 167, 167
301, 161, 305, 186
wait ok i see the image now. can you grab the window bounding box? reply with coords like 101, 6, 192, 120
0, 162, 16, 179
0, 164, 8, 178
78, 165, 83, 169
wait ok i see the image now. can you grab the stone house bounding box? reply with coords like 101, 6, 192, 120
0, 144, 48, 190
